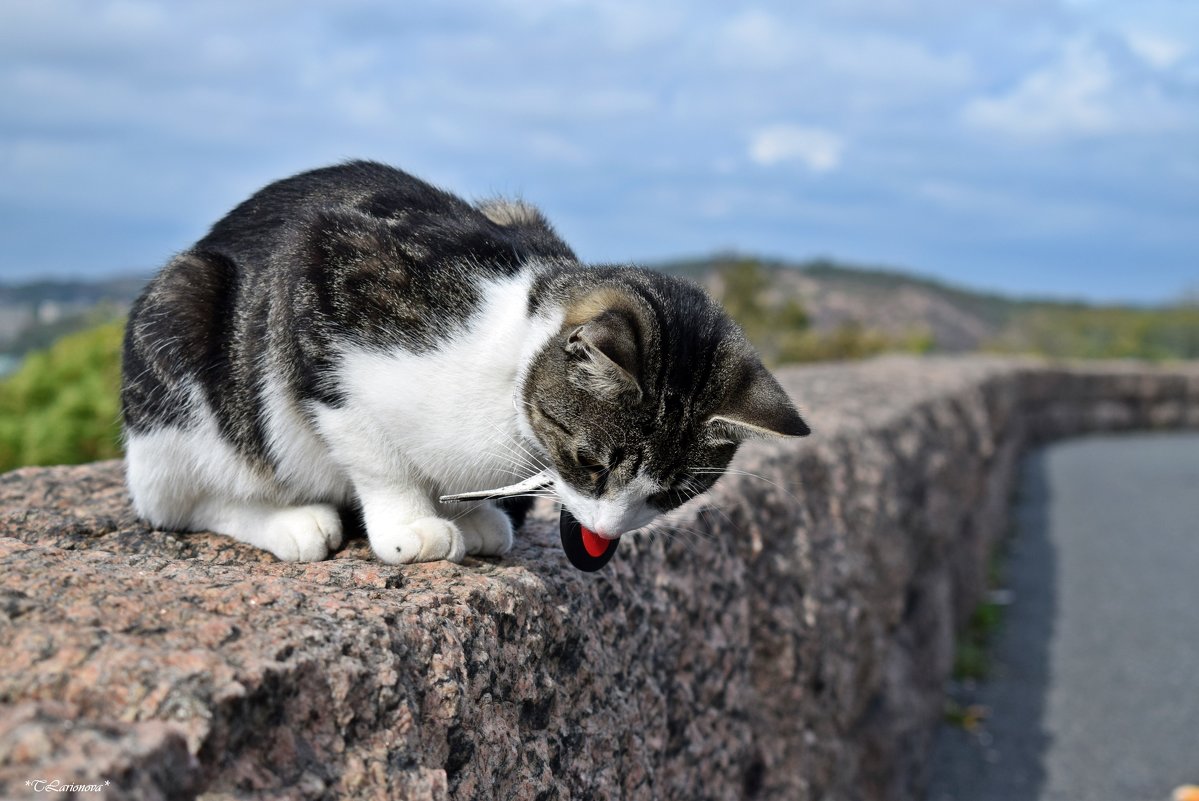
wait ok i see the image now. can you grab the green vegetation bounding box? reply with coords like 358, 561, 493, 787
952, 599, 1004, 681
991, 304, 1199, 361
777, 321, 935, 364
0, 320, 124, 472
952, 546, 1008, 683
715, 258, 934, 365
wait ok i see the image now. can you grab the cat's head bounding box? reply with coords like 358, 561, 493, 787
519, 268, 809, 539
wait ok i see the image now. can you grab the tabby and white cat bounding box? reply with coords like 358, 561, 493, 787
121, 161, 809, 564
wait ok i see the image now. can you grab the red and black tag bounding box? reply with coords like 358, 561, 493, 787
559, 508, 619, 572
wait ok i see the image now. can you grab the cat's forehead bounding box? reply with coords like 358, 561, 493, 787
564, 286, 640, 327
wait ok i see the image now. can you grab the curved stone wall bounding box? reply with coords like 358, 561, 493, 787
1, 356, 1196, 800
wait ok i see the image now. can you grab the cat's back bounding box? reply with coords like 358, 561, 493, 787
196, 161, 574, 273
195, 161, 472, 267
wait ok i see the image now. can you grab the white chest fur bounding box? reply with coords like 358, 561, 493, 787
316, 271, 562, 495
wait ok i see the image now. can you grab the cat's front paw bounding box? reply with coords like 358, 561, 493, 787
369, 517, 466, 565
263, 504, 343, 562
458, 503, 514, 557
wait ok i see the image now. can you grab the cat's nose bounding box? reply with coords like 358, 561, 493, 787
582, 501, 635, 538
587, 515, 623, 539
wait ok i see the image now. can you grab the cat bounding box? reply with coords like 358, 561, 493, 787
121, 161, 810, 564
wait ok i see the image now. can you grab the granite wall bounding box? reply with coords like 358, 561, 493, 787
1, 357, 1197, 801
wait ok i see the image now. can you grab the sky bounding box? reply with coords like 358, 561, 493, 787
1, 0, 1197, 303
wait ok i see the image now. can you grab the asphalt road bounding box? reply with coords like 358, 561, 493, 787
926, 431, 1199, 801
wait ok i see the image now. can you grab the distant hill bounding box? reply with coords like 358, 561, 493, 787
656, 254, 1198, 358
0, 275, 146, 362
659, 254, 1024, 352
0, 276, 148, 308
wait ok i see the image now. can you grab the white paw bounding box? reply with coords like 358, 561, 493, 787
262, 504, 343, 562
368, 516, 466, 565
458, 504, 514, 556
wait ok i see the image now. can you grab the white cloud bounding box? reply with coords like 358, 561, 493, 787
964, 39, 1113, 137
962, 38, 1186, 138
722, 10, 794, 70
720, 9, 974, 101
748, 125, 844, 172
1124, 31, 1186, 70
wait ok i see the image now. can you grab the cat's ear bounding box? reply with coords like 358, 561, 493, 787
564, 310, 643, 402
708, 359, 810, 442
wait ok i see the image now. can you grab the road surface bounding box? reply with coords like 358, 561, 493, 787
926, 431, 1199, 801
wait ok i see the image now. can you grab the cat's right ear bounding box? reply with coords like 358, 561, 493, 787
564, 310, 643, 403
708, 358, 810, 443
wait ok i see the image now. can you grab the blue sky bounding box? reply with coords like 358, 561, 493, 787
1, 0, 1196, 303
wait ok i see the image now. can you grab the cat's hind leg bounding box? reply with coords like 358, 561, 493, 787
125, 427, 343, 562
188, 498, 343, 562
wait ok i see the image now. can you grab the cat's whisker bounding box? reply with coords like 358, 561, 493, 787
443, 504, 482, 524
676, 477, 739, 531
483, 451, 547, 488
690, 466, 803, 504
480, 418, 550, 477
648, 525, 713, 546
642, 522, 710, 556
506, 433, 551, 472
655, 514, 719, 539
455, 423, 547, 490
498, 446, 549, 480
700, 500, 739, 531
475, 444, 536, 479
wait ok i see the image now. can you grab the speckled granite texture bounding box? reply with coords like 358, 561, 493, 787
1, 357, 1197, 801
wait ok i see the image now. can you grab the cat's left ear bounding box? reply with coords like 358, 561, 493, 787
708, 359, 810, 442
564, 309, 643, 402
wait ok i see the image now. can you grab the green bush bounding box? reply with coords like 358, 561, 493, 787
775, 321, 934, 363
0, 320, 125, 472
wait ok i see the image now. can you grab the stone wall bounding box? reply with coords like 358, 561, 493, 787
1, 357, 1197, 801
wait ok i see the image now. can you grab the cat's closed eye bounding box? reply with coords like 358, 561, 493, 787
572, 448, 607, 477
533, 403, 572, 437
